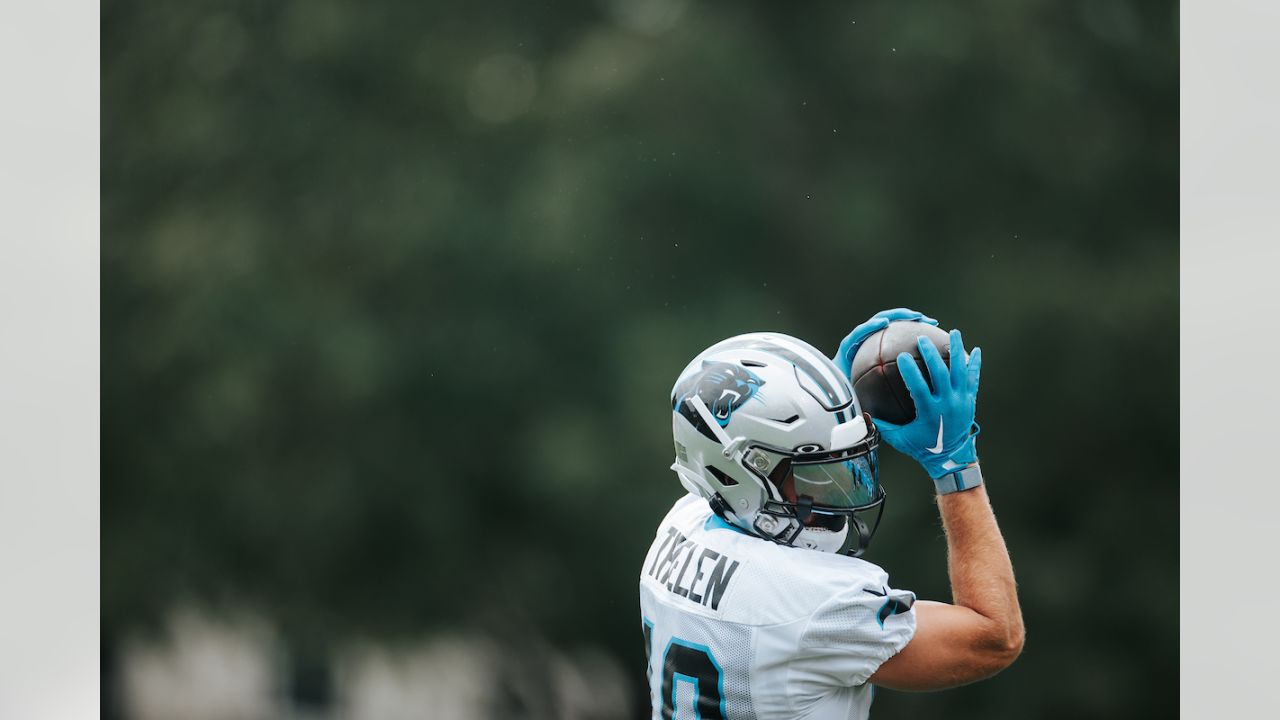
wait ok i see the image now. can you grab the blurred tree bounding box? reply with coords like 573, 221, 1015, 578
104, 0, 1178, 717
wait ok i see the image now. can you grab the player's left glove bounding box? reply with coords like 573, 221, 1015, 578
873, 329, 983, 493
833, 307, 938, 378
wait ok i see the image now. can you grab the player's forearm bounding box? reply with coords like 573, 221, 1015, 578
937, 483, 1025, 656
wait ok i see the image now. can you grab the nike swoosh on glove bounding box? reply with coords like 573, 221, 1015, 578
833, 308, 938, 378
872, 329, 981, 480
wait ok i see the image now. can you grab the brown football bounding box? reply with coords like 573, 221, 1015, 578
849, 321, 952, 425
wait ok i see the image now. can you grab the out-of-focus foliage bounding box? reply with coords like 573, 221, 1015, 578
103, 0, 1178, 717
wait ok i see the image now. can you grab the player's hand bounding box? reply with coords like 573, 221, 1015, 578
833, 308, 938, 377
872, 329, 981, 480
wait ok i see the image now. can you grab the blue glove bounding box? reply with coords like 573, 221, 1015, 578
833, 308, 938, 377
872, 329, 982, 483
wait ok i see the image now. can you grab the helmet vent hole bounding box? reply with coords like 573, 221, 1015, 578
771, 414, 800, 424
740, 359, 767, 367
707, 466, 739, 487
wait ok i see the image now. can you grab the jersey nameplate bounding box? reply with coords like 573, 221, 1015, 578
646, 527, 740, 610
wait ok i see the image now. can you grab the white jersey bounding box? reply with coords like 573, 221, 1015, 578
639, 494, 917, 720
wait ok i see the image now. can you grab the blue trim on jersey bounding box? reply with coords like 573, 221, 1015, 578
642, 617, 655, 708
703, 513, 749, 535
665, 637, 726, 720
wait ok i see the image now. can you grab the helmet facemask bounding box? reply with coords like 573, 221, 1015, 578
745, 418, 886, 557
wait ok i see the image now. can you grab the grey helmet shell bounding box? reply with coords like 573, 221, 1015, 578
670, 332, 881, 554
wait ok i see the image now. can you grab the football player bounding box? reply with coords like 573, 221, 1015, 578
639, 308, 1023, 719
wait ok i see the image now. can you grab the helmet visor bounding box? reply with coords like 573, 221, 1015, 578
746, 444, 881, 511
791, 454, 880, 509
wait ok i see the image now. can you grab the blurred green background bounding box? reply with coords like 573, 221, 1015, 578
103, 0, 1178, 718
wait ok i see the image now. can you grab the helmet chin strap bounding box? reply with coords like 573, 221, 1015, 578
795, 495, 813, 525
796, 522, 849, 553
796, 514, 875, 556
849, 514, 872, 557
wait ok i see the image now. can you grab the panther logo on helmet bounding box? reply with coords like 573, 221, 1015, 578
671, 361, 766, 440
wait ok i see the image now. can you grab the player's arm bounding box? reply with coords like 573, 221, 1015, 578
869, 483, 1024, 690
858, 327, 1023, 690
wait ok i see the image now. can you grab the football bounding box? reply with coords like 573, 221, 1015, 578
849, 321, 952, 425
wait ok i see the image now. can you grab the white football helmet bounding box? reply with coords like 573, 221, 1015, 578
670, 332, 885, 557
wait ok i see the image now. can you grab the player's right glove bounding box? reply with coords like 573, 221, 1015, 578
872, 329, 984, 494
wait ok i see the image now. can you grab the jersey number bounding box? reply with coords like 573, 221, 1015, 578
653, 637, 725, 720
